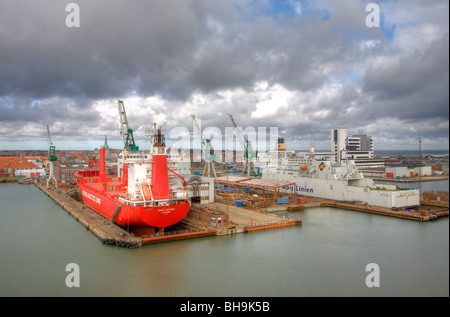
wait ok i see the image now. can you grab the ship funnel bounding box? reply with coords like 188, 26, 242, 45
154, 128, 165, 147
151, 128, 170, 199
276, 137, 286, 151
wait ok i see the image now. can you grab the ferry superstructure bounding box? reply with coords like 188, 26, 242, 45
261, 150, 420, 209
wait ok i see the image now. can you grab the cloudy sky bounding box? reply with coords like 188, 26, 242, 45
0, 0, 448, 152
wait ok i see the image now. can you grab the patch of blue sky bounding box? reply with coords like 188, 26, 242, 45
248, 0, 308, 19
1, 96, 15, 109
374, 0, 396, 39
236, 0, 333, 24
379, 12, 396, 42
327, 71, 359, 86
246, 0, 291, 19
270, 0, 303, 18
344, 71, 359, 84
344, 11, 395, 45
31, 99, 41, 108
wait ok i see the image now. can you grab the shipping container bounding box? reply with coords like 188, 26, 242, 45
297, 197, 307, 204
277, 197, 288, 204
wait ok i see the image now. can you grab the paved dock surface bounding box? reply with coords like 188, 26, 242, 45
208, 202, 287, 225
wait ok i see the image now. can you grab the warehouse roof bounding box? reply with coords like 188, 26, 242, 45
214, 175, 251, 184
215, 175, 295, 191
236, 178, 295, 189
0, 157, 38, 170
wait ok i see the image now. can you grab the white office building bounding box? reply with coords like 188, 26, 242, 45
347, 134, 374, 159
331, 128, 347, 165
331, 128, 384, 172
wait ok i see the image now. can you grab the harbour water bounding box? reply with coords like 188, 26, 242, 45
0, 181, 448, 297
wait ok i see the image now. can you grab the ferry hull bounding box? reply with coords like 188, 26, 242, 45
263, 173, 420, 209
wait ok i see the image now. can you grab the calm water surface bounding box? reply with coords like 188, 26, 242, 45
0, 182, 448, 297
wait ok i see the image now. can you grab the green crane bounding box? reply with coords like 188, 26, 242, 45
192, 115, 217, 178
118, 100, 139, 153
46, 125, 58, 188
228, 113, 258, 177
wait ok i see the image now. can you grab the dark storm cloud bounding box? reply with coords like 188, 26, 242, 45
0, 0, 379, 101
0, 0, 205, 100
0, 0, 448, 149
363, 31, 449, 121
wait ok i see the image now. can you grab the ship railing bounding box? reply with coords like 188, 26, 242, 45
118, 196, 185, 207
118, 197, 145, 206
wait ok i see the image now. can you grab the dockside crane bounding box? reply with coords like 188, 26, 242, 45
227, 113, 258, 177
46, 125, 58, 188
192, 115, 217, 178
118, 100, 139, 153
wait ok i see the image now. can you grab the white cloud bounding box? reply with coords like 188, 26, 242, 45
251, 83, 292, 119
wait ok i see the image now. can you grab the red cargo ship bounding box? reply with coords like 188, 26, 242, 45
75, 129, 190, 228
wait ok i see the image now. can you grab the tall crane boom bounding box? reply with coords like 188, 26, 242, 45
227, 113, 258, 177
191, 115, 217, 178
228, 114, 246, 155
118, 100, 139, 153
192, 115, 205, 150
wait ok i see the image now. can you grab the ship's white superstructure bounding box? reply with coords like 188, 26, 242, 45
261, 151, 420, 209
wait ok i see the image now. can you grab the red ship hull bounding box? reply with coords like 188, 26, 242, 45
76, 176, 190, 227
76, 131, 191, 228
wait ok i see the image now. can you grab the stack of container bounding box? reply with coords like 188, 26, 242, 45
277, 197, 288, 204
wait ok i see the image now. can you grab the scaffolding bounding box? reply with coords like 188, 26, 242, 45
214, 176, 296, 209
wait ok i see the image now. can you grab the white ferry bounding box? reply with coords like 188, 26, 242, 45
261, 151, 420, 209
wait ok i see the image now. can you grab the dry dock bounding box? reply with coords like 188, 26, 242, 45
371, 175, 449, 183
34, 179, 301, 248
33, 178, 446, 248
297, 197, 448, 221
203, 202, 301, 234
35, 179, 143, 248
